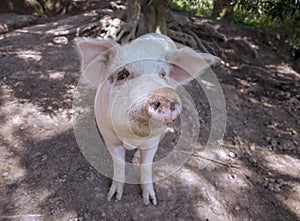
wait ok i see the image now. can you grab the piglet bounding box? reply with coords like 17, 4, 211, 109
76, 32, 217, 205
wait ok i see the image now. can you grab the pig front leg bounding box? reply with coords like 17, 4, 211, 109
107, 145, 125, 202
140, 146, 158, 205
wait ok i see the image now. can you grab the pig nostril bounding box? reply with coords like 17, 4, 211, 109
151, 101, 160, 111
170, 102, 176, 111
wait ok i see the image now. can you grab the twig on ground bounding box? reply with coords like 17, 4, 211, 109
191, 152, 241, 168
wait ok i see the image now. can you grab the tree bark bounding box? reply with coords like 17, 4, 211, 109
110, 0, 226, 54
118, 0, 171, 41
211, 0, 235, 22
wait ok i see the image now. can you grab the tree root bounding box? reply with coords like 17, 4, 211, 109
184, 29, 210, 53
66, 5, 232, 60
116, 22, 137, 42
226, 37, 259, 59
195, 23, 227, 41
87, 17, 226, 57
99, 16, 122, 39
167, 28, 198, 48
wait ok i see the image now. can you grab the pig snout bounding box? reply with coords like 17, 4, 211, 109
145, 88, 182, 123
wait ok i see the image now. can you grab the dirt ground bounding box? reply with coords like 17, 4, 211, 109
0, 2, 299, 221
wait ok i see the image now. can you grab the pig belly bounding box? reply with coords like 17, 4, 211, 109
121, 133, 162, 150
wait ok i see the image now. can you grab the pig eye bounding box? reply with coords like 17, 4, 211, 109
159, 70, 167, 78
117, 68, 130, 81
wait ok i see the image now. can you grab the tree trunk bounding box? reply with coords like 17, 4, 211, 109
211, 0, 235, 22
118, 0, 171, 42
109, 0, 226, 54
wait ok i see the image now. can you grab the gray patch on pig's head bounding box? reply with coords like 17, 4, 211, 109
102, 51, 114, 66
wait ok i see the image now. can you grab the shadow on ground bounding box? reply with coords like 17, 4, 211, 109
0, 8, 299, 221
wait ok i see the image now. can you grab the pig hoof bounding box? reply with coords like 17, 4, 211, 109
142, 185, 157, 205
143, 191, 157, 206
107, 181, 124, 202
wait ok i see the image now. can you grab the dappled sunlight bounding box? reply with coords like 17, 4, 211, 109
0, 31, 21, 40
262, 151, 300, 178
176, 167, 236, 220
53, 36, 69, 45
49, 71, 66, 80
0, 91, 68, 219
0, 83, 73, 220
177, 168, 203, 185
276, 183, 300, 218
15, 49, 42, 61
191, 134, 300, 220
266, 64, 300, 78
0, 149, 27, 186
0, 84, 72, 141
0, 1, 299, 219
247, 97, 274, 108
10, 187, 51, 218
46, 24, 75, 36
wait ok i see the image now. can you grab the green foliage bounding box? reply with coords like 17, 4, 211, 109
235, 0, 300, 50
171, 0, 300, 53
170, 0, 213, 17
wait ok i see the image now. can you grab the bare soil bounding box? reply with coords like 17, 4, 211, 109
0, 2, 299, 221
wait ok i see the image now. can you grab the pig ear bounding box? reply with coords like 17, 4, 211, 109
166, 47, 219, 84
76, 38, 118, 84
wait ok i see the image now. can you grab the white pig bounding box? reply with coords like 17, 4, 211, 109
76, 32, 217, 205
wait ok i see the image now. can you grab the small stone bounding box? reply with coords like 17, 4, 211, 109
58, 175, 67, 183
274, 184, 281, 192
249, 157, 257, 163
2, 172, 9, 177
268, 183, 275, 191
265, 136, 271, 142
290, 129, 297, 135
250, 145, 256, 151
231, 174, 237, 179
228, 152, 235, 158
277, 179, 287, 185
96, 193, 104, 198
53, 36, 68, 45
234, 206, 240, 211
157, 172, 165, 177
41, 154, 47, 161
271, 139, 277, 146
